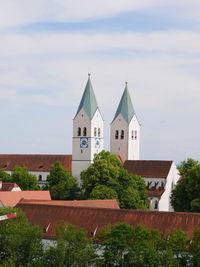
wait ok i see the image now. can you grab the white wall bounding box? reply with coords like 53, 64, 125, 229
158, 162, 180, 211
72, 108, 104, 179
110, 114, 140, 161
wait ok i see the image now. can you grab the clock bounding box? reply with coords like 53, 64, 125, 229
95, 138, 101, 148
80, 137, 88, 148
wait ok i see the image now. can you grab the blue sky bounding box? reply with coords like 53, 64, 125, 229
0, 0, 200, 163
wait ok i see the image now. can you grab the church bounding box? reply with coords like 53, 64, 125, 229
0, 74, 180, 211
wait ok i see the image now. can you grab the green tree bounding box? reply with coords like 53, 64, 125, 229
11, 166, 39, 190
171, 159, 200, 212
90, 185, 118, 200
81, 151, 148, 209
0, 207, 43, 266
97, 223, 179, 267
47, 161, 79, 200
166, 229, 189, 266
178, 158, 199, 176
42, 223, 98, 267
189, 228, 200, 267
0, 169, 11, 182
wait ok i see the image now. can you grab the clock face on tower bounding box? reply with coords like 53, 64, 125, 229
95, 138, 101, 148
80, 137, 88, 148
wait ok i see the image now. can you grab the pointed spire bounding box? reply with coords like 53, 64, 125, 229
75, 74, 98, 119
112, 82, 135, 123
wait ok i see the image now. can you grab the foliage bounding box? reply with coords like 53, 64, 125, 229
42, 223, 98, 267
47, 161, 79, 200
81, 150, 149, 209
0, 207, 42, 267
97, 222, 179, 267
90, 185, 118, 200
0, 169, 12, 182
189, 228, 200, 267
171, 159, 200, 212
11, 166, 39, 190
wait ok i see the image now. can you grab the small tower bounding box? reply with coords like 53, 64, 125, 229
72, 74, 104, 179
110, 82, 140, 162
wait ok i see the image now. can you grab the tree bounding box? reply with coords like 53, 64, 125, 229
0, 169, 12, 182
97, 222, 179, 267
189, 228, 200, 267
171, 159, 200, 212
11, 166, 39, 190
42, 223, 98, 267
81, 151, 148, 209
0, 207, 43, 266
47, 161, 79, 200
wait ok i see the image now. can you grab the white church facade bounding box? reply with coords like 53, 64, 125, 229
0, 75, 180, 211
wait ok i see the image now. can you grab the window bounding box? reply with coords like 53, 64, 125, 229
120, 130, 124, 139
98, 128, 100, 137
115, 130, 119, 139
131, 130, 134, 140
83, 127, 87, 136
94, 127, 97, 137
78, 127, 81, 136
135, 131, 137, 140
38, 175, 42, 181
154, 200, 158, 210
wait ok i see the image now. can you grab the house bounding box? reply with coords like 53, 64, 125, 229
0, 191, 51, 207
16, 201, 200, 241
0, 181, 21, 191
124, 160, 180, 211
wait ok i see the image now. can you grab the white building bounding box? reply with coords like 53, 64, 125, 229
72, 74, 104, 179
110, 82, 140, 162
0, 75, 180, 211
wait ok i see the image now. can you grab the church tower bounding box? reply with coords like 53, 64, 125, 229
110, 82, 140, 162
72, 74, 104, 178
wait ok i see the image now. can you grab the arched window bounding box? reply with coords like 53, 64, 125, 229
38, 175, 42, 181
77, 127, 81, 136
94, 127, 97, 137
120, 130, 124, 139
154, 200, 158, 210
115, 130, 119, 139
98, 128, 100, 137
131, 130, 134, 140
83, 127, 87, 136
135, 130, 137, 140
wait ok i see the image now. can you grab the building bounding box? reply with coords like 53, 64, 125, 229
16, 201, 200, 240
123, 160, 179, 211
0, 190, 51, 207
0, 75, 180, 211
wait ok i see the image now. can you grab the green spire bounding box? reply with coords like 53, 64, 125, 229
75, 74, 98, 119
113, 82, 135, 123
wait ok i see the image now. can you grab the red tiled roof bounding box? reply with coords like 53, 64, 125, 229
0, 154, 72, 172
124, 160, 173, 178
0, 182, 19, 191
18, 199, 120, 209
16, 203, 200, 239
0, 191, 51, 207
148, 188, 165, 197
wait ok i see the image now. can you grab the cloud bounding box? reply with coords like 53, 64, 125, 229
0, 0, 200, 29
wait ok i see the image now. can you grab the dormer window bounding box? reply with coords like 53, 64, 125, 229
78, 127, 81, 136
83, 127, 87, 136
98, 128, 100, 137
94, 128, 97, 137
115, 130, 119, 139
120, 130, 124, 139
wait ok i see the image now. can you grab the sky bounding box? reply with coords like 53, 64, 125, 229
0, 0, 200, 164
